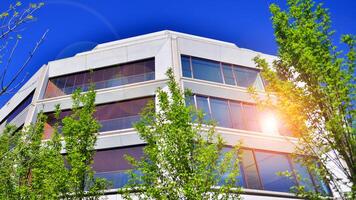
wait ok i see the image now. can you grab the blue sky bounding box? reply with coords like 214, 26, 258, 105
0, 0, 355, 107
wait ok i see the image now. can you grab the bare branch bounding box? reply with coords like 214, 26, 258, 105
0, 29, 48, 96
1, 38, 20, 89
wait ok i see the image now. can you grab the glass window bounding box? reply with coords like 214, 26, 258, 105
181, 56, 192, 78
293, 160, 316, 192
222, 64, 235, 85
43, 110, 71, 140
191, 57, 223, 83
210, 98, 232, 128
64, 75, 75, 94
44, 58, 155, 98
196, 96, 211, 121
185, 95, 197, 121
254, 75, 264, 90
254, 151, 296, 192
310, 164, 332, 195
43, 97, 153, 138
74, 73, 85, 87
242, 104, 261, 132
1, 91, 34, 125
218, 147, 245, 187
93, 145, 144, 188
185, 95, 195, 107
95, 97, 153, 132
241, 149, 262, 189
229, 102, 244, 130
233, 67, 259, 88
181, 56, 264, 90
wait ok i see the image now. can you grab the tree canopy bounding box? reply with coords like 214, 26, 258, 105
252, 0, 355, 199
121, 68, 241, 200
0, 89, 108, 200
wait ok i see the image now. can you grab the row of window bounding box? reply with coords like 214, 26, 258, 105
42, 95, 290, 139
0, 91, 34, 125
44, 58, 155, 98
43, 97, 153, 139
227, 148, 330, 194
2, 55, 265, 125
186, 95, 291, 136
181, 55, 264, 90
44, 55, 264, 100
90, 145, 330, 195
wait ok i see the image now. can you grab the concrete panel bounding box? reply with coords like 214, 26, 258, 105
177, 37, 221, 61
220, 47, 261, 68
86, 47, 128, 69
241, 194, 298, 200
219, 130, 296, 153
47, 55, 87, 77
96, 131, 144, 150
127, 38, 166, 61
155, 38, 173, 79
183, 79, 256, 103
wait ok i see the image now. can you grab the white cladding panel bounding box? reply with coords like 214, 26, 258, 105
177, 37, 277, 69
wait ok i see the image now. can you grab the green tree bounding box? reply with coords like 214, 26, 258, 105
61, 89, 108, 200
0, 89, 108, 200
252, 0, 355, 199
0, 113, 67, 199
121, 68, 241, 200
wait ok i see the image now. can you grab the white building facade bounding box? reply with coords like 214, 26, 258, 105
0, 31, 331, 199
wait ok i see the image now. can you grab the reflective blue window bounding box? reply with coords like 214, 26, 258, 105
241, 149, 262, 189
196, 96, 211, 121
191, 57, 223, 83
311, 166, 332, 195
210, 98, 232, 128
222, 64, 235, 85
181, 56, 263, 89
254, 151, 296, 192
218, 147, 245, 187
185, 95, 195, 107
293, 161, 315, 192
1, 91, 34, 125
233, 67, 259, 88
185, 95, 197, 121
188, 95, 261, 132
182, 56, 192, 78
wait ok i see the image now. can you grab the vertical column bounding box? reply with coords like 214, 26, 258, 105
25, 64, 49, 125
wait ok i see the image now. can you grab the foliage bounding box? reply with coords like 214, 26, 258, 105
0, 88, 108, 200
121, 68, 241, 200
251, 0, 355, 199
0, 113, 67, 199
61, 89, 108, 199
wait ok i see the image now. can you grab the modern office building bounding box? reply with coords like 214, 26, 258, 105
0, 30, 331, 199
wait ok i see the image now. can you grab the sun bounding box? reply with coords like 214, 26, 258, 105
260, 112, 279, 134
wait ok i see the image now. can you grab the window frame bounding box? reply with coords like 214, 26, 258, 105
181, 55, 264, 90
44, 58, 155, 99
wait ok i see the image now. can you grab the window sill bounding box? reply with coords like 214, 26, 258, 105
181, 77, 266, 94
37, 79, 166, 103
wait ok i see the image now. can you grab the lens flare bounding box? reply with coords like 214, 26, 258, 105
261, 112, 279, 134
